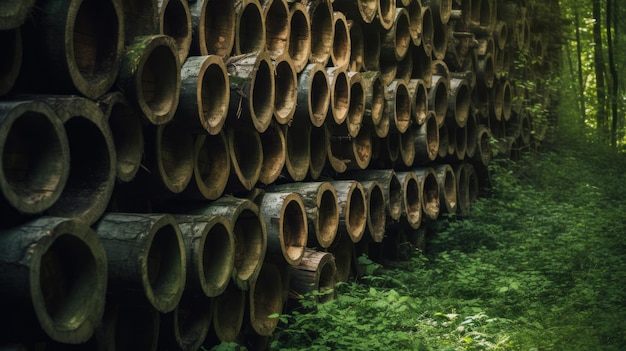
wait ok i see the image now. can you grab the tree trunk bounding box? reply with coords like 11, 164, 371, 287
592, 0, 608, 140
574, 8, 587, 127
606, 0, 619, 148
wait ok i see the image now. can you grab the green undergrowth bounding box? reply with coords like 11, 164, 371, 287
268, 136, 626, 350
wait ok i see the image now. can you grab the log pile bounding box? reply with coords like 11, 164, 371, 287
0, 0, 559, 349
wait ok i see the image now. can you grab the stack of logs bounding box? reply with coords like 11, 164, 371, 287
0, 0, 558, 349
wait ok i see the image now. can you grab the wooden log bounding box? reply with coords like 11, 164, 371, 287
227, 127, 263, 191
98, 92, 144, 183
453, 162, 470, 215
429, 74, 450, 128
360, 180, 386, 243
95, 213, 186, 313
259, 192, 308, 265
415, 110, 440, 164
437, 121, 449, 159
424, 0, 452, 25
179, 131, 230, 200
263, 0, 290, 59
348, 20, 365, 72
447, 77, 471, 127
189, 0, 235, 58
0, 217, 107, 344
476, 53, 495, 89
226, 52, 275, 133
0, 100, 69, 217
332, 0, 378, 24
259, 122, 287, 185
295, 63, 330, 127
376, 0, 396, 30
398, 125, 415, 167
177, 55, 229, 135
329, 180, 367, 243
288, 3, 311, 73
465, 110, 479, 159
385, 79, 411, 134
381, 8, 411, 62
379, 54, 398, 86
447, 28, 474, 71
396, 47, 413, 83
271, 182, 339, 249
453, 121, 467, 160
307, 0, 334, 66
183, 197, 267, 290
411, 42, 433, 86
121, 0, 159, 41
342, 71, 366, 138
248, 262, 284, 336
421, 5, 435, 57
326, 67, 351, 125
159, 291, 212, 351
289, 248, 337, 303
327, 232, 355, 283
117, 35, 181, 125
466, 162, 479, 205
282, 120, 311, 181
0, 28, 22, 96
339, 169, 403, 222
362, 25, 381, 71
272, 54, 298, 125
372, 130, 400, 169
433, 164, 457, 214
413, 167, 440, 221
407, 79, 428, 125
173, 215, 234, 297
0, 0, 35, 30
41, 97, 116, 226
330, 12, 351, 70
102, 303, 160, 351
211, 281, 245, 343
309, 124, 328, 180
158, 0, 192, 63
431, 10, 449, 60
474, 123, 492, 167
361, 71, 386, 127
394, 171, 422, 229
330, 124, 373, 171
234, 0, 266, 56
400, 0, 423, 46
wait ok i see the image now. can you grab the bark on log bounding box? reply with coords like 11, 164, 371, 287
329, 180, 367, 243
234, 0, 266, 56
289, 248, 337, 303
307, 0, 334, 66
259, 192, 308, 265
227, 127, 263, 191
0, 28, 22, 96
189, 0, 235, 58
177, 55, 229, 135
158, 0, 192, 64
272, 54, 298, 125
117, 35, 181, 125
0, 0, 35, 30
173, 215, 234, 297
295, 63, 330, 127
159, 291, 212, 351
348, 20, 365, 72
263, 0, 290, 59
332, 0, 377, 24
42, 96, 116, 226
330, 12, 351, 70
95, 213, 186, 313
248, 262, 283, 336
288, 3, 312, 73
121, 0, 159, 41
0, 100, 69, 216
385, 79, 411, 134
429, 74, 450, 128
0, 217, 107, 344
98, 92, 144, 183
102, 303, 160, 351
326, 67, 350, 125
395, 171, 422, 229
413, 167, 440, 221
434, 164, 457, 214
259, 122, 287, 185
381, 8, 411, 62
272, 182, 339, 249
227, 52, 275, 133
182, 131, 230, 200
211, 281, 245, 342
182, 197, 267, 290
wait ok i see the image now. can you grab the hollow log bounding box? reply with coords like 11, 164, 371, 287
385, 79, 411, 134
348, 20, 365, 72
226, 52, 275, 133
288, 3, 311, 73
330, 125, 373, 171
271, 182, 339, 249
0, 28, 22, 96
33, 0, 124, 99
360, 180, 386, 243
437, 121, 449, 159
414, 110, 440, 164
117, 35, 181, 125
98, 92, 144, 183
272, 54, 298, 125
327, 232, 355, 283
339, 169, 403, 222
407, 79, 428, 125
361, 71, 386, 127
398, 125, 415, 167
476, 53, 495, 89
372, 130, 400, 169
248, 262, 284, 336
182, 197, 267, 291
227, 127, 263, 191
234, 0, 266, 56
466, 162, 479, 205
0, 100, 69, 217
330, 12, 351, 70
381, 8, 411, 63
121, 0, 159, 40
173, 215, 234, 297
413, 167, 440, 221
332, 0, 377, 24
282, 120, 311, 181
429, 74, 450, 128
0, 217, 107, 344
474, 124, 492, 167
159, 291, 212, 351
158, 0, 192, 64
362, 25, 381, 71
396, 47, 413, 83
259, 122, 287, 185
102, 303, 160, 351
189, 0, 235, 57
379, 55, 398, 86
0, 0, 35, 30
494, 20, 508, 51
424, 0, 452, 24
309, 124, 328, 180
447, 77, 471, 127
401, 0, 423, 46
394, 171, 422, 229
431, 10, 449, 60
296, 63, 330, 127
376, 0, 396, 30
181, 131, 230, 200
343, 71, 365, 138
211, 281, 245, 343
95, 213, 186, 313
453, 121, 467, 160
453, 162, 470, 215
421, 5, 435, 57
411, 42, 433, 86
289, 248, 337, 303
42, 96, 116, 226
327, 67, 351, 125
177, 55, 229, 135
329, 180, 367, 243
433, 164, 457, 214
307, 0, 334, 65
263, 0, 290, 59
259, 192, 308, 265
465, 111, 479, 159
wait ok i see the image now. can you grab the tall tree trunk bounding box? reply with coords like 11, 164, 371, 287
592, 0, 608, 140
606, 0, 620, 147
574, 8, 586, 127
